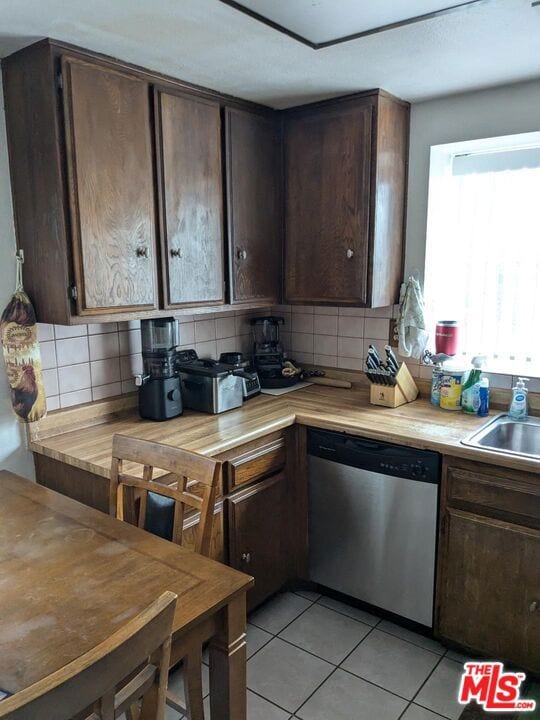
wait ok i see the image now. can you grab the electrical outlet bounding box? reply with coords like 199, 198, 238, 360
389, 319, 399, 347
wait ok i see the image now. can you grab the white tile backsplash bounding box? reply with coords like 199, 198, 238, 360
292, 332, 314, 354
88, 323, 118, 335
92, 382, 122, 401
338, 316, 364, 338
37, 297, 537, 411
37, 323, 54, 342
178, 321, 195, 346
54, 324, 87, 339
314, 315, 338, 336
215, 316, 236, 339
90, 358, 121, 386
38, 306, 270, 410
314, 334, 338, 356
40, 341, 57, 370
364, 317, 390, 340
196, 340, 218, 359
119, 329, 142, 356
195, 319, 216, 343
88, 332, 119, 361
42, 368, 59, 397
56, 336, 89, 366
292, 313, 315, 334
58, 363, 91, 394
60, 388, 92, 408
338, 336, 364, 359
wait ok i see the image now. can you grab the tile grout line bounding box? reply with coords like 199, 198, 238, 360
409, 653, 455, 719
248, 593, 460, 719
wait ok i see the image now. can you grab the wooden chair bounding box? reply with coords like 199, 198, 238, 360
110, 434, 222, 720
110, 434, 221, 557
0, 591, 177, 720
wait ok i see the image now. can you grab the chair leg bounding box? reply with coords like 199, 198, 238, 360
183, 645, 205, 720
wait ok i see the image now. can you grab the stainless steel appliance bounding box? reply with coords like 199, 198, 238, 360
218, 352, 261, 399
308, 429, 441, 627
250, 316, 297, 389
175, 350, 243, 414
136, 318, 182, 421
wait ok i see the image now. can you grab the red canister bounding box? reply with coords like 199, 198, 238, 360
435, 321, 459, 356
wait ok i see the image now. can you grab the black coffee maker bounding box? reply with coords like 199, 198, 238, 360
136, 318, 182, 421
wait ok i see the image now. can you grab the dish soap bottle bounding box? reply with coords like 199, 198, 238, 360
508, 377, 529, 420
461, 357, 484, 414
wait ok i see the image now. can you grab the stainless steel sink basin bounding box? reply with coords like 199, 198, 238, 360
462, 414, 540, 460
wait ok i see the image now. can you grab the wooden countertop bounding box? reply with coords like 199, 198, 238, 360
29, 385, 540, 476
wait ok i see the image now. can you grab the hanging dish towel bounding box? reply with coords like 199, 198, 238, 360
398, 276, 429, 359
0, 252, 47, 422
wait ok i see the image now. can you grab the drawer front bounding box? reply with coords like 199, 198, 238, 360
226, 437, 286, 492
445, 462, 540, 527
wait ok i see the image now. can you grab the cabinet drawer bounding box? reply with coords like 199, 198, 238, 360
226, 436, 286, 492
445, 462, 540, 527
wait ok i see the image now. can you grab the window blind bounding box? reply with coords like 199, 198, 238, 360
424, 163, 540, 373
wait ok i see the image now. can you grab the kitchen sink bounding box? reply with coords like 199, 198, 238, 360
462, 414, 540, 460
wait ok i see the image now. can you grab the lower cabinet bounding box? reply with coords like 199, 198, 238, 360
227, 472, 288, 611
436, 459, 540, 674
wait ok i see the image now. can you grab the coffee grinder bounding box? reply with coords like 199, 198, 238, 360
136, 318, 182, 421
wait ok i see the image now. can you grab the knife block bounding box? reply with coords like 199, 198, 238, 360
369, 362, 419, 408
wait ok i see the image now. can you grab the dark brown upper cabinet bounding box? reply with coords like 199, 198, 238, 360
1, 39, 275, 325
284, 92, 409, 308
225, 108, 282, 305
155, 90, 225, 308
62, 57, 158, 314
2, 39, 407, 324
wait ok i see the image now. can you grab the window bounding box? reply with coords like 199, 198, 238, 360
424, 131, 540, 375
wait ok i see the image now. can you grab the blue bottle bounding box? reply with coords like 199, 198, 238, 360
478, 378, 490, 417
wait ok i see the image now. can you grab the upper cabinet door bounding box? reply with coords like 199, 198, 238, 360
62, 57, 158, 313
284, 102, 373, 305
155, 90, 224, 308
225, 109, 282, 305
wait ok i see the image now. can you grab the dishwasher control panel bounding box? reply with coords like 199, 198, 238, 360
308, 428, 441, 484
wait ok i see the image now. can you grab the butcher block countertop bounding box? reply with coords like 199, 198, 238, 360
29, 383, 540, 476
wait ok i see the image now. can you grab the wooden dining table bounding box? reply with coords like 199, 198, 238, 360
0, 470, 253, 719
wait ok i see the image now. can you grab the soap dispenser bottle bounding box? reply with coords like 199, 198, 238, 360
508, 377, 529, 420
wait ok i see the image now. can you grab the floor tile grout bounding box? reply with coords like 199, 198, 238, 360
245, 592, 464, 720
409, 652, 456, 719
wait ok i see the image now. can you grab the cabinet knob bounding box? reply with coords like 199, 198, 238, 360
136, 246, 149, 258
237, 248, 247, 261
170, 248, 182, 258
241, 551, 251, 564
529, 600, 538, 613
346, 248, 354, 259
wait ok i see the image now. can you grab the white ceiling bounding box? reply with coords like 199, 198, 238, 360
232, 0, 480, 44
0, 0, 539, 108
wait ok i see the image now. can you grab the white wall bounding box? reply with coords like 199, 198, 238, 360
405, 78, 540, 282
0, 77, 35, 479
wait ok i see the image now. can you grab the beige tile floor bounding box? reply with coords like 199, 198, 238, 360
168, 590, 472, 720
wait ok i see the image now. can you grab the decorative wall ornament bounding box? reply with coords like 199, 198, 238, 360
0, 251, 47, 422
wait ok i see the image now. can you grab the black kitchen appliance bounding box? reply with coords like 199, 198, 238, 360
250, 316, 297, 388
219, 352, 261, 399
136, 318, 183, 421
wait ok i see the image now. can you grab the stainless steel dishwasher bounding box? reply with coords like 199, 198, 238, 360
308, 428, 441, 628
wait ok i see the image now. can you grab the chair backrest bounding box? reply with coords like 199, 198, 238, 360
110, 434, 221, 557
0, 591, 177, 720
